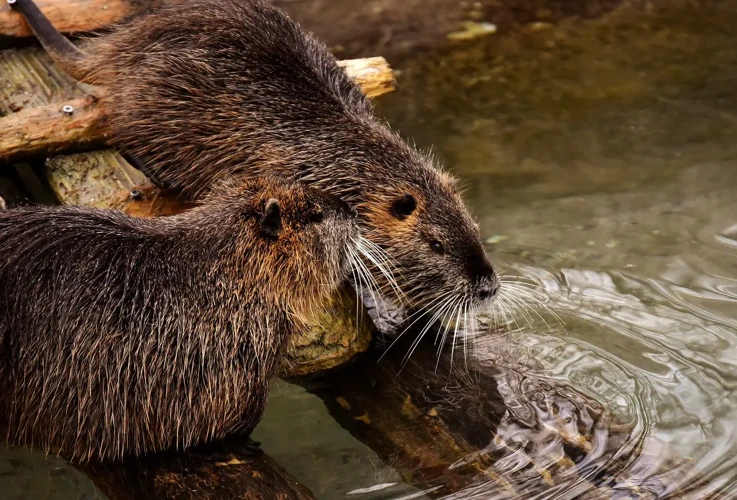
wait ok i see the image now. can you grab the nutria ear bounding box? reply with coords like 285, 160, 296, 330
259, 198, 282, 239
390, 193, 416, 220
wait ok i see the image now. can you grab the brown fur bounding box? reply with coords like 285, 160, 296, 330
0, 177, 358, 462
13, 0, 499, 315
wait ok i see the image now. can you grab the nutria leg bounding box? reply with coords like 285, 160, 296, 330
231, 436, 264, 457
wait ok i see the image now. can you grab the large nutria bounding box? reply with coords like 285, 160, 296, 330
12, 0, 500, 327
0, 177, 360, 462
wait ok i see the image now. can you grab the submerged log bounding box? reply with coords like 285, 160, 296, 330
0, 55, 396, 163
78, 447, 316, 500
295, 335, 508, 497
295, 331, 686, 498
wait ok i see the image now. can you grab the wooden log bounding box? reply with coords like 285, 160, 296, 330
0, 95, 105, 162
0, 55, 396, 163
294, 332, 683, 498
78, 447, 316, 500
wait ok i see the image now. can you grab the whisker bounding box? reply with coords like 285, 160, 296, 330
378, 291, 454, 362
355, 237, 405, 303
402, 294, 457, 367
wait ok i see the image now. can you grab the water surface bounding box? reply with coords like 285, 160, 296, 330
369, 2, 737, 497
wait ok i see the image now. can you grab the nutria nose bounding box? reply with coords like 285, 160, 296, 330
478, 280, 500, 300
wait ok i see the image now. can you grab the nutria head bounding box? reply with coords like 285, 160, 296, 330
199, 178, 360, 319
350, 131, 499, 325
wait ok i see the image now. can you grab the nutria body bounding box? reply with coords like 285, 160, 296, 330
13, 0, 499, 323
0, 177, 358, 462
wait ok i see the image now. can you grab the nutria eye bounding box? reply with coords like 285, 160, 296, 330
390, 193, 416, 220
429, 240, 444, 255
309, 211, 324, 224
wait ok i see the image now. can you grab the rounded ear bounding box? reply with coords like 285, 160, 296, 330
259, 198, 282, 239
390, 193, 417, 220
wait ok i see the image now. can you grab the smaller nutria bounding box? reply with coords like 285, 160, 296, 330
12, 0, 500, 328
0, 177, 360, 462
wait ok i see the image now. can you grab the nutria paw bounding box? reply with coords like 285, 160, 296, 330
231, 437, 264, 457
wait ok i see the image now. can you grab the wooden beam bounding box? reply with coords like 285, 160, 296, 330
0, 0, 186, 38
0, 56, 396, 163
1, 95, 105, 162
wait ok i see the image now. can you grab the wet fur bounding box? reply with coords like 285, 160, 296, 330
0, 177, 357, 462
13, 0, 499, 311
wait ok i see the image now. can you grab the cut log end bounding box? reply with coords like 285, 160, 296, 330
338, 56, 397, 99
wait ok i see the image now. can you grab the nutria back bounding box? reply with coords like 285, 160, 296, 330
0, 177, 358, 462
75, 0, 499, 323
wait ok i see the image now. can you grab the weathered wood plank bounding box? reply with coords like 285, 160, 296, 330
1, 95, 105, 162
0, 0, 184, 38
0, 46, 83, 115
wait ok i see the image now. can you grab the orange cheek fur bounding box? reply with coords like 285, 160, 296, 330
360, 191, 424, 243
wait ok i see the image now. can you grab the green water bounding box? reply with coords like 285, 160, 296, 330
263, 2, 737, 497
3, 1, 737, 498
373, 2, 737, 497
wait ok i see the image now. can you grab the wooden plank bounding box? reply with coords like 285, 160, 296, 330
1, 95, 105, 161
0, 0, 184, 38
0, 46, 83, 115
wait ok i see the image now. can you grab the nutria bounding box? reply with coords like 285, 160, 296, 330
0, 176, 361, 462
12, 0, 500, 328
